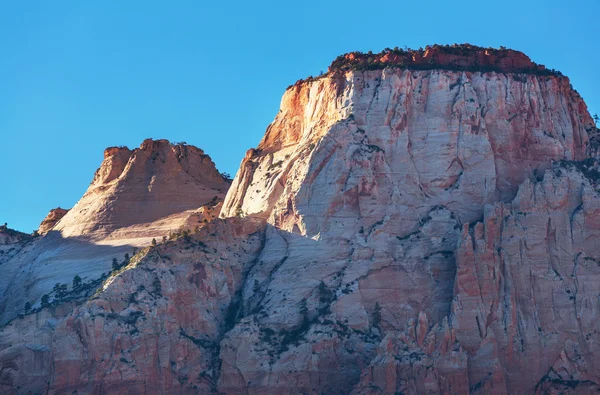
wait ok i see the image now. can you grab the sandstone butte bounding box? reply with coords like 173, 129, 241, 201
1, 44, 599, 395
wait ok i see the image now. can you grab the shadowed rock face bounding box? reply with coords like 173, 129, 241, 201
0, 226, 33, 267
1, 45, 599, 394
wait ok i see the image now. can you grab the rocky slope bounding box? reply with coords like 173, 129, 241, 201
1, 44, 599, 394
0, 139, 230, 326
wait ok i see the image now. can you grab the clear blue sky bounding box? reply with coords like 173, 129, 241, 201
1, 1, 599, 232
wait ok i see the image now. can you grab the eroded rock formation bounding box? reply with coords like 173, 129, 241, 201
56, 139, 230, 241
38, 208, 70, 235
1, 45, 599, 394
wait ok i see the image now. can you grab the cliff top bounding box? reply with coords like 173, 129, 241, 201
291, 44, 564, 88
0, 224, 33, 240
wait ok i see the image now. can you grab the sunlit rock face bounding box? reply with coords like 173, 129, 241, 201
56, 138, 230, 242
222, 65, 591, 226
1, 45, 599, 394
37, 208, 70, 235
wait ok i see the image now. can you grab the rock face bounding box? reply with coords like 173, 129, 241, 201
56, 139, 230, 242
351, 164, 600, 394
38, 208, 70, 235
0, 139, 230, 326
1, 45, 599, 394
222, 51, 591, 222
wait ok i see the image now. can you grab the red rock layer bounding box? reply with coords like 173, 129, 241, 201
329, 44, 555, 75
37, 207, 70, 235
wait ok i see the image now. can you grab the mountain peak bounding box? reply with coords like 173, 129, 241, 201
57, 138, 230, 239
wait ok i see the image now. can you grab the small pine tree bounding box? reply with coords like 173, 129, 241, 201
73, 275, 82, 290
24, 302, 31, 311
317, 281, 333, 314
124, 253, 129, 262
299, 298, 309, 330
372, 302, 382, 329
153, 276, 162, 295
318, 281, 331, 303
151, 238, 157, 246
112, 258, 120, 271
299, 298, 308, 316
53, 283, 63, 297
594, 113, 599, 125
41, 294, 50, 307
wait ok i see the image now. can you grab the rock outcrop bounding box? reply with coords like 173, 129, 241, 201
56, 139, 230, 242
325, 44, 557, 76
1, 45, 599, 394
38, 208, 70, 235
0, 139, 230, 326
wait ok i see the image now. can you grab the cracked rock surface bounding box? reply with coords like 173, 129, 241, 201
1, 46, 600, 394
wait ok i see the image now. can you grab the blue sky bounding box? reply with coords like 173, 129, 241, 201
1, 1, 599, 232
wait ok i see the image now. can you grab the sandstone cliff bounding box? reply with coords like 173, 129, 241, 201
55, 139, 230, 242
214, 44, 597, 394
1, 45, 599, 394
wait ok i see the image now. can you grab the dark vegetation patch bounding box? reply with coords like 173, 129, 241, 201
289, 44, 564, 89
